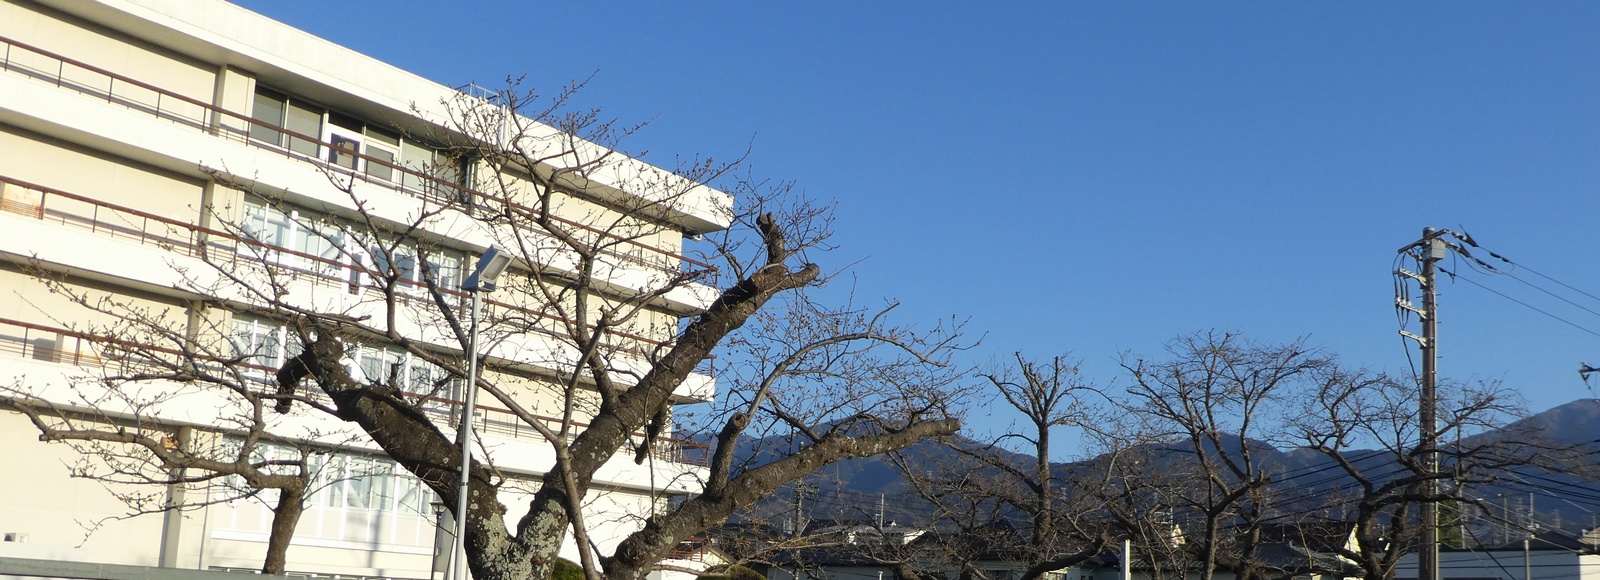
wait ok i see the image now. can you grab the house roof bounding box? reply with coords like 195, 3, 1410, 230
1461, 528, 1593, 553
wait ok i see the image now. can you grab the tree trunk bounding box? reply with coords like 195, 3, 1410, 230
263, 485, 306, 575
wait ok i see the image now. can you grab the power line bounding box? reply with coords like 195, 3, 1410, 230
1439, 266, 1600, 341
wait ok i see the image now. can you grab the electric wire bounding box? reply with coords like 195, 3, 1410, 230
1438, 266, 1600, 341
1445, 230, 1600, 307
1500, 270, 1600, 321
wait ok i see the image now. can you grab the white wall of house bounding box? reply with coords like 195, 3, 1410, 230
1395, 550, 1600, 580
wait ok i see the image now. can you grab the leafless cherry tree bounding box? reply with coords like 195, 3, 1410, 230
1282, 368, 1572, 580
895, 353, 1111, 580
5, 77, 974, 580
0, 276, 355, 574
1118, 331, 1327, 580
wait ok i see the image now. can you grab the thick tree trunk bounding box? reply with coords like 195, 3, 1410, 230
290, 216, 851, 579
516, 262, 822, 577
263, 485, 306, 575
1034, 421, 1051, 550
288, 331, 522, 579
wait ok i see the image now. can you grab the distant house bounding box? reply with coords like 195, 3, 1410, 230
1394, 529, 1600, 580
730, 518, 1372, 580
760, 519, 917, 580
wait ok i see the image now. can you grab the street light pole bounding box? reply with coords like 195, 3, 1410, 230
448, 246, 511, 580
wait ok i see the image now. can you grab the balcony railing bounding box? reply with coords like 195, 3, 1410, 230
0, 34, 717, 281
0, 316, 708, 467
0, 174, 688, 366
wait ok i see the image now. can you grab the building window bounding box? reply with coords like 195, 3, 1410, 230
231, 315, 458, 414
364, 125, 401, 182
367, 241, 466, 298
215, 443, 439, 552
353, 343, 460, 405
236, 194, 479, 302
249, 87, 322, 157
240, 196, 347, 276
230, 314, 299, 380
248, 86, 466, 196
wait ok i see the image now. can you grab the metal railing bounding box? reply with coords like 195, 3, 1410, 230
0, 174, 683, 362
0, 316, 708, 467
0, 34, 717, 280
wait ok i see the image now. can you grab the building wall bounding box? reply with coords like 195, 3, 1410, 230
0, 410, 169, 566
0, 263, 189, 335
0, 0, 725, 576
0, 0, 217, 105
0, 124, 206, 224
1394, 550, 1597, 580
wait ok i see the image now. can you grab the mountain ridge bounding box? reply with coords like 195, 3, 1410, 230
709, 398, 1600, 529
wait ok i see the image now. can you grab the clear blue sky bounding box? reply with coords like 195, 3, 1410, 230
232, 1, 1600, 440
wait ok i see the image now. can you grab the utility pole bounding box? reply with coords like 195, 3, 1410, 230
1398, 228, 1446, 580
792, 480, 809, 536
1421, 228, 1442, 580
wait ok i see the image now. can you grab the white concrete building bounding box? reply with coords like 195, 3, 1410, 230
0, 0, 727, 578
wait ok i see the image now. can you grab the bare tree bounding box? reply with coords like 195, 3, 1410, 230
0, 78, 973, 580
0, 277, 348, 574
1282, 367, 1570, 580
895, 353, 1111, 580
1119, 331, 1327, 580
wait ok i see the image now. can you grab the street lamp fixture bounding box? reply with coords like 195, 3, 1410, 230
462, 245, 511, 292
448, 244, 509, 580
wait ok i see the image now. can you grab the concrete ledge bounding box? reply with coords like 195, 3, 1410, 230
0, 555, 286, 580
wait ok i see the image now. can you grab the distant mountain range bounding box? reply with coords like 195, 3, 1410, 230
709, 398, 1600, 532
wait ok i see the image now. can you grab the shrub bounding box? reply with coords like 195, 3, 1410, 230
698, 564, 765, 580
553, 558, 584, 580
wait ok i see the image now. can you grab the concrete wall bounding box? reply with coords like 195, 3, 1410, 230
0, 410, 169, 567
0, 0, 216, 106
0, 123, 205, 225
0, 0, 719, 576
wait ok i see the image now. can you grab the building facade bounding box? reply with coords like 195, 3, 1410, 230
0, 0, 726, 578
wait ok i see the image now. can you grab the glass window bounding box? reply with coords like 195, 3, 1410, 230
396, 475, 433, 515
364, 126, 401, 182
432, 150, 463, 187
229, 316, 299, 380
398, 140, 437, 192
365, 145, 395, 182
242, 199, 293, 249
292, 219, 342, 268
422, 249, 464, 290
365, 126, 401, 147
248, 87, 469, 200
230, 317, 282, 370
393, 245, 419, 286
328, 111, 362, 132
405, 356, 459, 399
328, 134, 361, 171
369, 242, 401, 281
368, 462, 396, 510
248, 89, 286, 146
285, 100, 322, 157
245, 196, 348, 275
215, 440, 438, 547
250, 87, 323, 158
356, 346, 403, 386
344, 457, 375, 509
